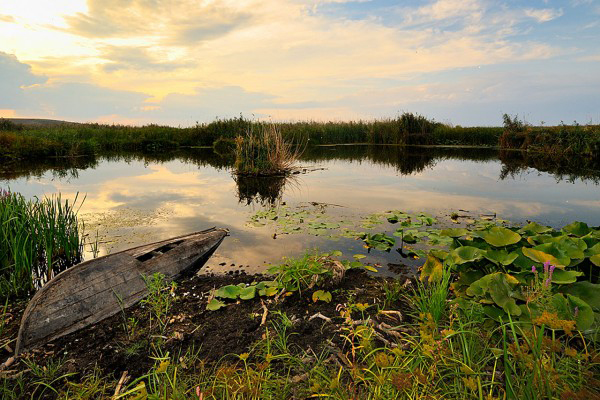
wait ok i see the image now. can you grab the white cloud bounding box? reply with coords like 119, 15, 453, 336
524, 8, 564, 23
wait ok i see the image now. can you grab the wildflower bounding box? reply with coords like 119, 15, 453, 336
531, 265, 536, 273
544, 261, 551, 275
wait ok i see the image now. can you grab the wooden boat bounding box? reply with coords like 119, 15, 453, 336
15, 228, 228, 354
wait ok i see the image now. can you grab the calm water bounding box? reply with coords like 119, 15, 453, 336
2, 146, 599, 275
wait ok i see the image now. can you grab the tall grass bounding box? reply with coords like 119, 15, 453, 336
234, 123, 303, 176
0, 190, 83, 300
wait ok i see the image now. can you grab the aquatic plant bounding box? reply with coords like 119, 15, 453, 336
0, 191, 83, 300
234, 123, 303, 176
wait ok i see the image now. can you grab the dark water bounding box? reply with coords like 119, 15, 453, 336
1, 145, 599, 275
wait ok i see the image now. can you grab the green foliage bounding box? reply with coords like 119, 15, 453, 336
0, 191, 83, 300
141, 272, 176, 334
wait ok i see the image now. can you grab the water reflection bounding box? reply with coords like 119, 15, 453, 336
1, 145, 599, 274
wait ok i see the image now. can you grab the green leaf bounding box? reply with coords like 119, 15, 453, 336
520, 221, 552, 235
591, 254, 600, 267
484, 249, 519, 266
451, 246, 484, 265
551, 269, 583, 284
560, 282, 600, 310
214, 285, 242, 299
239, 286, 257, 300
562, 221, 591, 237
466, 273, 521, 315
549, 236, 587, 259
207, 298, 226, 311
353, 254, 366, 260
584, 242, 600, 257
421, 254, 443, 283
478, 227, 522, 247
331, 250, 342, 257
440, 228, 468, 238
312, 290, 332, 303
521, 246, 567, 268
362, 264, 378, 272
551, 293, 594, 331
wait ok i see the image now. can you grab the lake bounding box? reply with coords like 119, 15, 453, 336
1, 145, 599, 276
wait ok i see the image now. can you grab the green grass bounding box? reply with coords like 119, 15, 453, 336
0, 191, 83, 300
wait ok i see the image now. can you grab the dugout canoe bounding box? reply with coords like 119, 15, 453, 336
15, 228, 228, 354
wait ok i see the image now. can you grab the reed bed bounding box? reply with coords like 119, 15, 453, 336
234, 123, 303, 176
0, 190, 83, 300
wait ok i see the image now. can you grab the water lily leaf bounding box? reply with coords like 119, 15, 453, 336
478, 227, 522, 247
331, 250, 342, 257
484, 249, 519, 266
207, 298, 226, 311
353, 254, 366, 259
551, 269, 583, 284
312, 290, 332, 303
440, 228, 468, 238
451, 246, 484, 265
591, 254, 600, 267
261, 286, 279, 297
239, 286, 256, 300
551, 293, 594, 331
483, 305, 507, 322
466, 273, 521, 315
420, 254, 443, 283
560, 282, 600, 310
215, 285, 241, 299
522, 246, 568, 268
548, 236, 587, 259
562, 221, 590, 237
362, 264, 378, 272
584, 243, 600, 257
520, 221, 552, 235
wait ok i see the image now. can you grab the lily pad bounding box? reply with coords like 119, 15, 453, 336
207, 298, 226, 311
239, 286, 257, 300
466, 273, 521, 315
215, 285, 242, 299
591, 254, 600, 267
312, 290, 332, 303
420, 254, 443, 283
478, 227, 522, 247
562, 221, 591, 237
484, 249, 519, 266
440, 228, 468, 238
551, 269, 583, 284
520, 221, 552, 235
560, 282, 600, 310
451, 246, 484, 265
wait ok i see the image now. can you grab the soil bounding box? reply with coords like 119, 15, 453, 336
1, 269, 413, 386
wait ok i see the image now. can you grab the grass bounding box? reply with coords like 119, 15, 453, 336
0, 191, 84, 301
3, 248, 598, 399
234, 123, 303, 176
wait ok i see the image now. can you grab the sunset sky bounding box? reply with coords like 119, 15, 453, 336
1, 0, 598, 126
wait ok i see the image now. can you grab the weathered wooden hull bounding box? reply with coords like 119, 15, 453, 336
16, 228, 227, 354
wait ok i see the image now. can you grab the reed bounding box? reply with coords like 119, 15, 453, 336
0, 190, 83, 300
234, 123, 303, 176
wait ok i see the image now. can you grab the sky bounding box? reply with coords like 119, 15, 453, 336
0, 0, 599, 126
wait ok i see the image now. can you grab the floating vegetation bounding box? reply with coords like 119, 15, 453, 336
208, 250, 372, 310
420, 220, 600, 331
0, 191, 83, 300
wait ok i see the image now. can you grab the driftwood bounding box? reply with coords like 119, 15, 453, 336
15, 228, 227, 354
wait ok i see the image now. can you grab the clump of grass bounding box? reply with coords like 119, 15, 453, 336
234, 123, 303, 176
0, 190, 83, 300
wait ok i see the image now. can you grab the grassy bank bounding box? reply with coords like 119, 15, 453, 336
2, 114, 599, 163
2, 213, 599, 398
0, 191, 83, 300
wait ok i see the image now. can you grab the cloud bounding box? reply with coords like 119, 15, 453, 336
61, 0, 252, 45
100, 45, 191, 72
0, 52, 46, 109
524, 8, 564, 23
0, 15, 15, 23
